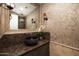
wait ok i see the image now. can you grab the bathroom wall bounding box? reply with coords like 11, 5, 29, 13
0, 5, 10, 38
40, 3, 79, 55
50, 42, 79, 56
26, 7, 40, 29
0, 6, 1, 38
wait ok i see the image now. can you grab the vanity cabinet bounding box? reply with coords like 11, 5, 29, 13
0, 4, 11, 38
21, 43, 49, 56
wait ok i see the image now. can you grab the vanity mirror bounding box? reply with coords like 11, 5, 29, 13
0, 3, 47, 37
9, 3, 40, 32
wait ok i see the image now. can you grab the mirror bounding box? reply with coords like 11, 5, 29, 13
9, 3, 40, 31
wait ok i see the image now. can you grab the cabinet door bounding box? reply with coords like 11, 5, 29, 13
1, 6, 8, 34
5, 9, 10, 31
21, 43, 49, 56
0, 6, 5, 37
1, 7, 6, 33
0, 6, 10, 38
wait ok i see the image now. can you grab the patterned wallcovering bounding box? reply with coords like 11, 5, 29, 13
41, 3, 79, 49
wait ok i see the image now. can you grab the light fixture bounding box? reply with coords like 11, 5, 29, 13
43, 13, 48, 21
25, 6, 28, 8
10, 3, 15, 8
19, 7, 25, 11
6, 3, 15, 8
20, 19, 24, 22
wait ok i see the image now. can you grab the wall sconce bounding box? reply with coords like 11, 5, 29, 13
31, 19, 36, 24
31, 18, 36, 30
43, 13, 48, 21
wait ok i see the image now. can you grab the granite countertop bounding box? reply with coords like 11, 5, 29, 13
0, 39, 49, 56
4, 30, 37, 34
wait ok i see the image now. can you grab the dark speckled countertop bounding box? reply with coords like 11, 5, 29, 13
0, 32, 50, 56
0, 39, 49, 56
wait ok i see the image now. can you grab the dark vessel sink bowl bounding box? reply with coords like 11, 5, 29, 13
24, 36, 39, 46
24, 32, 48, 46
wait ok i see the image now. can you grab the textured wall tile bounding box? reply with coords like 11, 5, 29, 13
50, 42, 79, 56
41, 3, 79, 49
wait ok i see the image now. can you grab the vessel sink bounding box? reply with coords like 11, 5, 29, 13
24, 36, 39, 46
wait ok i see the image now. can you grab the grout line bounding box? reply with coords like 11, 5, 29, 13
50, 41, 79, 51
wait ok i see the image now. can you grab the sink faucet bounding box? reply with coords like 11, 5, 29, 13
37, 20, 48, 32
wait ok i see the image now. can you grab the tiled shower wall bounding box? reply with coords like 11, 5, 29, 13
40, 3, 79, 55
